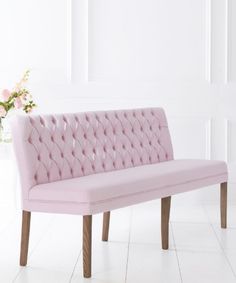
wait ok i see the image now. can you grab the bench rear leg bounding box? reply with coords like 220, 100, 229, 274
20, 210, 31, 266
102, 211, 110, 241
83, 215, 92, 278
221, 182, 227, 229
161, 196, 171, 250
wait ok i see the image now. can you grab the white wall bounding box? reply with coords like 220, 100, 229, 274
0, 0, 236, 204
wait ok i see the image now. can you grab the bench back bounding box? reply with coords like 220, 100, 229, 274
11, 108, 173, 197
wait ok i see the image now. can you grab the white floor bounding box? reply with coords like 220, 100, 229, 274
1, 201, 236, 283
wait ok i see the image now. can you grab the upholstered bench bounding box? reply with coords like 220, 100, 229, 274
11, 108, 228, 278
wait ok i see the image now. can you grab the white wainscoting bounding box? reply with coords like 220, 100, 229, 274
0, 0, 236, 204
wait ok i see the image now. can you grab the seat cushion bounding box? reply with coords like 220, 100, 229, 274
26, 159, 227, 215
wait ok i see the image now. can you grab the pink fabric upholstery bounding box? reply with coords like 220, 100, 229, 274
27, 159, 227, 215
11, 108, 173, 198
11, 108, 228, 215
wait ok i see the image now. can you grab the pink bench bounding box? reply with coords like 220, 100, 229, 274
11, 108, 228, 278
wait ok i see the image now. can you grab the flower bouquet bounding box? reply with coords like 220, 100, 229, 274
0, 70, 36, 142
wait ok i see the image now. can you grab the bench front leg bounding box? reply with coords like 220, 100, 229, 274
83, 215, 92, 278
161, 196, 171, 250
20, 210, 31, 266
102, 211, 110, 241
221, 182, 227, 229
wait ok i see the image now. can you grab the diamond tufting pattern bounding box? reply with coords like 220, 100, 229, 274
11, 108, 173, 197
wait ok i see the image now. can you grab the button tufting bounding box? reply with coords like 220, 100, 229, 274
40, 117, 45, 126
29, 117, 34, 125
25, 109, 172, 184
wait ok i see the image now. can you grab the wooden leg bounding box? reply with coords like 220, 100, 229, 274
20, 210, 31, 266
221, 182, 227, 229
102, 211, 110, 241
83, 215, 92, 278
161, 196, 171, 250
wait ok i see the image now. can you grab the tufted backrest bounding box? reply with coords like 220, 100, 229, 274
11, 108, 173, 198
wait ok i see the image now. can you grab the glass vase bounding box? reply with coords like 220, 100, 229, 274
0, 118, 12, 143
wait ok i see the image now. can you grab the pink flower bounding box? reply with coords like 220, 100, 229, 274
0, 105, 6, 117
14, 97, 23, 109
1, 89, 11, 101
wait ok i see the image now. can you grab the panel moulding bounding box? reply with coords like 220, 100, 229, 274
67, 0, 72, 83
225, 0, 229, 83
224, 119, 229, 162
205, 119, 212, 159
205, 0, 212, 83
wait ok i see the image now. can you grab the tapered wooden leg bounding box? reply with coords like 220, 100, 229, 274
102, 211, 110, 241
221, 182, 227, 229
20, 210, 31, 266
83, 215, 92, 278
161, 196, 171, 250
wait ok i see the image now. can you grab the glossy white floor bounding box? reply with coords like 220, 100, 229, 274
1, 199, 236, 283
